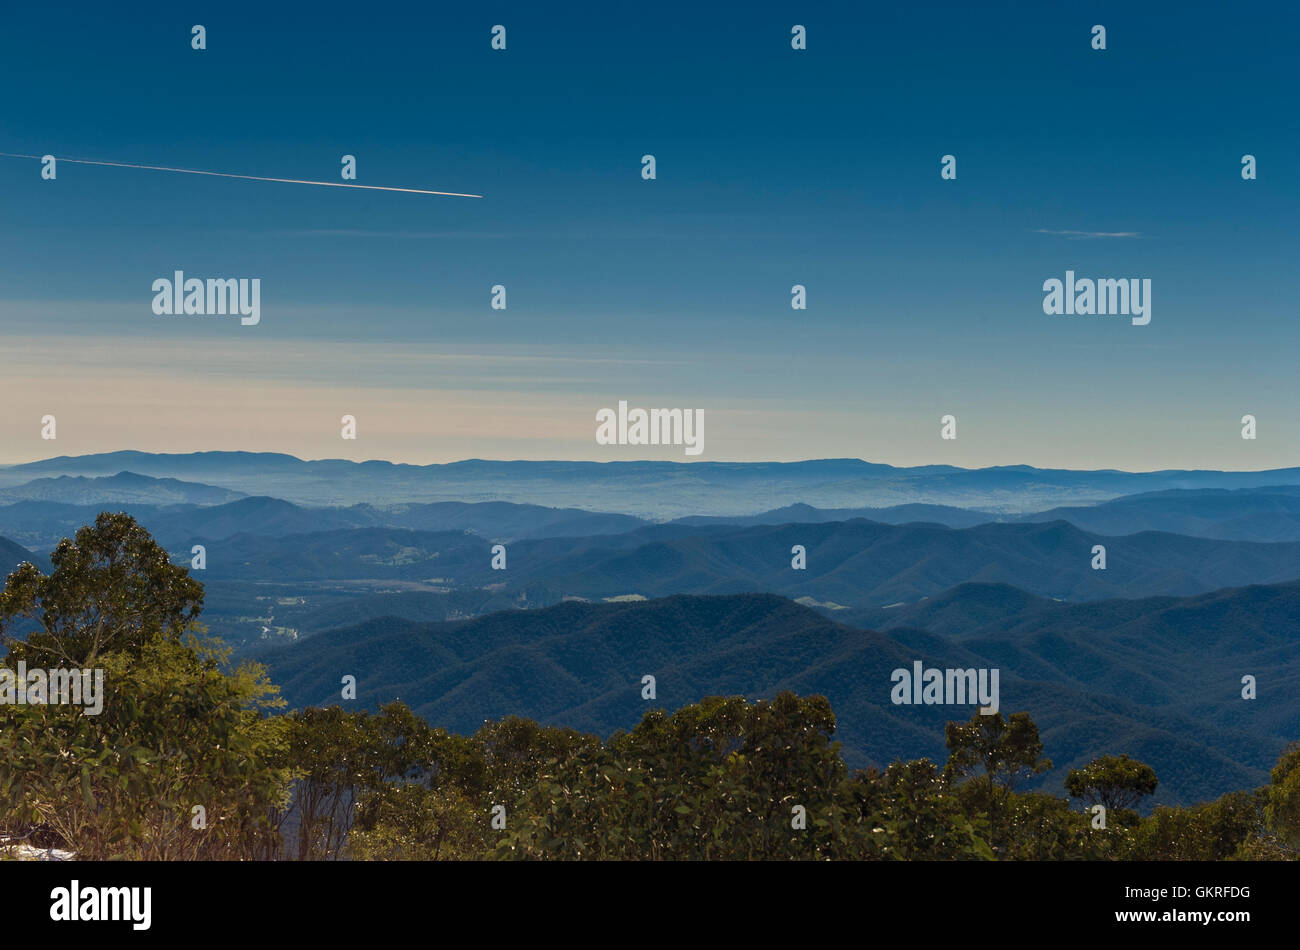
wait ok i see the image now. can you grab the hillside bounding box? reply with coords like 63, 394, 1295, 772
471, 518, 1300, 605
0, 495, 647, 553
120, 515, 1300, 651
0, 471, 244, 506
671, 501, 994, 530
183, 519, 1300, 601
255, 585, 1300, 805
828, 582, 1056, 635
0, 535, 37, 575
1021, 486, 1300, 542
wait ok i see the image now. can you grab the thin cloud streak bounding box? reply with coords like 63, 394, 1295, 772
1032, 228, 1144, 239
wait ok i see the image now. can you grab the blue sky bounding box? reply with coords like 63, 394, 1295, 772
1, 1, 1296, 468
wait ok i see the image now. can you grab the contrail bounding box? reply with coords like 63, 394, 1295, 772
0, 152, 482, 198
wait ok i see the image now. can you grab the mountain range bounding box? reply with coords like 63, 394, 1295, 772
180, 518, 1300, 606
4, 466, 1300, 555
253, 583, 1300, 806
6, 452, 1300, 516
2, 451, 1296, 809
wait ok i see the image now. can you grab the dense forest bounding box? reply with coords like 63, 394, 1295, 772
1, 514, 1297, 861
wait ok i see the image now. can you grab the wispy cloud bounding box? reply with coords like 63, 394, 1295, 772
1032, 229, 1143, 239
269, 229, 513, 239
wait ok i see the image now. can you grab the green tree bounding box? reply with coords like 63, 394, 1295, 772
943, 710, 1053, 855
943, 710, 1052, 793
1065, 754, 1159, 815
0, 514, 287, 859
0, 511, 203, 666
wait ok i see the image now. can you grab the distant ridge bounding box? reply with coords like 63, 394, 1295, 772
1020, 485, 1300, 542
4, 452, 1299, 517
0, 494, 649, 552
9, 451, 1300, 482
671, 501, 994, 529
0, 471, 245, 507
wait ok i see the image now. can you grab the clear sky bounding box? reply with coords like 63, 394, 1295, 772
1, 1, 1296, 468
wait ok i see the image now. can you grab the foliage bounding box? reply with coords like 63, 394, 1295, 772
0, 629, 289, 859
1, 511, 203, 666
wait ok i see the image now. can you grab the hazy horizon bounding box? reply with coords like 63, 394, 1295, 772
5, 446, 1300, 476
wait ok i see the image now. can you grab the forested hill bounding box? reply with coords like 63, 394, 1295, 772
256, 584, 1300, 805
